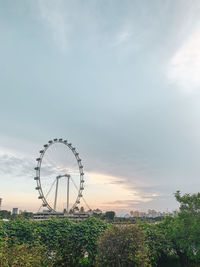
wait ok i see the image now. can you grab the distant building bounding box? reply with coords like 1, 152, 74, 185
0, 198, 2, 210
147, 209, 158, 218
130, 210, 140, 217
93, 208, 102, 215
130, 209, 174, 218
12, 208, 19, 215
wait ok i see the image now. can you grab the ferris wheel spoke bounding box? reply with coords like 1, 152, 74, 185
45, 178, 57, 198
37, 178, 57, 212
70, 176, 90, 210
70, 186, 79, 197
70, 176, 79, 192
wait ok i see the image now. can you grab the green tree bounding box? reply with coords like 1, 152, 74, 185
20, 211, 34, 219
96, 224, 151, 267
0, 210, 11, 219
141, 191, 200, 266
175, 190, 200, 214
172, 191, 200, 265
2, 218, 38, 246
0, 240, 51, 267
105, 211, 115, 222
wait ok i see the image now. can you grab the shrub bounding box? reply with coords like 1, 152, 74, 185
0, 240, 51, 267
96, 224, 151, 267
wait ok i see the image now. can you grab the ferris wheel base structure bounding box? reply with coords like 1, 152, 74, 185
34, 138, 85, 214
33, 211, 90, 222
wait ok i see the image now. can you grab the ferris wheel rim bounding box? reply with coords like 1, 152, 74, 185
34, 138, 85, 212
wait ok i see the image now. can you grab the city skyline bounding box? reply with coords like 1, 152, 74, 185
1, 1, 200, 214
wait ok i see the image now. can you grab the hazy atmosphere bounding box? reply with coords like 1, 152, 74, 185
1, 0, 200, 214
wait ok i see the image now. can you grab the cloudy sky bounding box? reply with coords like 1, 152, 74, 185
1, 0, 200, 214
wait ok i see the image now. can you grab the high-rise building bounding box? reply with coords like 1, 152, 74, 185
12, 208, 18, 215
0, 198, 2, 210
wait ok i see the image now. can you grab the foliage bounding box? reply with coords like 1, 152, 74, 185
140, 191, 200, 266
96, 224, 151, 267
0, 217, 108, 266
105, 211, 115, 222
172, 191, 200, 265
0, 191, 200, 266
175, 191, 200, 214
20, 211, 34, 219
0, 239, 51, 267
0, 210, 11, 219
2, 218, 38, 246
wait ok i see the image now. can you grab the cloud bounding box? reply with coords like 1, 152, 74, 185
168, 26, 200, 93
37, 0, 68, 51
104, 198, 152, 207
0, 152, 34, 178
111, 30, 132, 47
86, 171, 160, 212
0, 150, 73, 179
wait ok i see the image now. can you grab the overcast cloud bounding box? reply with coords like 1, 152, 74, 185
0, 0, 200, 212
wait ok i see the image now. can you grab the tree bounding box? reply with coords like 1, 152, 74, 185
172, 191, 200, 264
141, 191, 200, 266
0, 241, 51, 266
105, 211, 115, 222
0, 210, 11, 219
96, 225, 151, 267
174, 190, 200, 214
20, 211, 34, 219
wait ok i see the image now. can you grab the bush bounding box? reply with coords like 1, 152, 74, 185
96, 224, 151, 267
0, 240, 51, 267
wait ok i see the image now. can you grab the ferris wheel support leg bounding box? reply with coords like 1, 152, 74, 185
67, 176, 70, 213
54, 177, 59, 211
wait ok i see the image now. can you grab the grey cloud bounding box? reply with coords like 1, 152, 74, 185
0, 153, 57, 179
104, 200, 141, 206
0, 154, 34, 178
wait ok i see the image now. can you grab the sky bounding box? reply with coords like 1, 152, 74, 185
1, 0, 200, 215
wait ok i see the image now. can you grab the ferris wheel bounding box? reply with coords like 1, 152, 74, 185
34, 138, 85, 213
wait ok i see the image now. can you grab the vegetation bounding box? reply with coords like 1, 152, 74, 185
0, 191, 199, 266
96, 224, 150, 266
105, 211, 115, 222
0, 217, 108, 266
0, 241, 51, 267
141, 191, 200, 266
